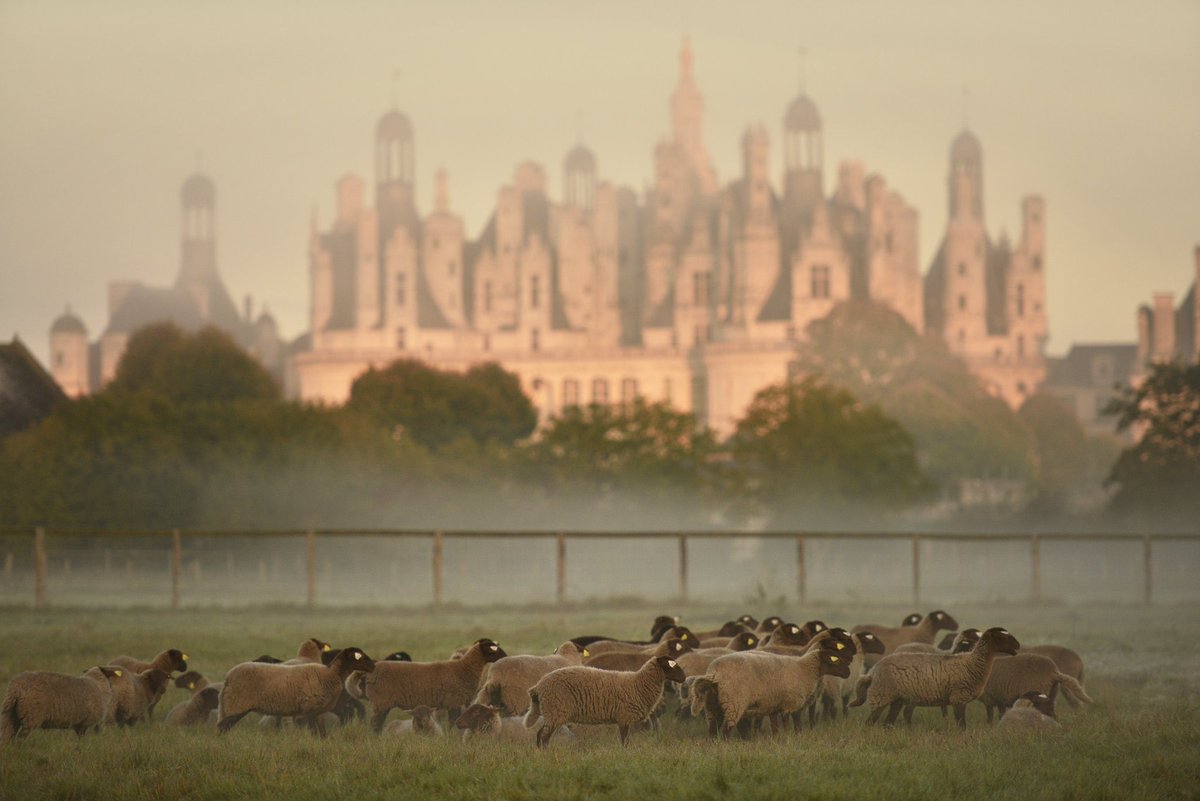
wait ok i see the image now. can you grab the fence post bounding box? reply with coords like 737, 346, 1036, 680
34, 527, 46, 609
911, 533, 920, 606
171, 529, 182, 610
1143, 535, 1152, 605
432, 530, 444, 607
556, 532, 566, 605
306, 530, 317, 610
795, 535, 806, 604
678, 533, 689, 603
1030, 534, 1041, 603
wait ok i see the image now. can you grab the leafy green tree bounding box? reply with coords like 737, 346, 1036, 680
109, 323, 279, 403
792, 300, 1037, 486
346, 359, 536, 451
728, 377, 933, 525
1104, 359, 1200, 524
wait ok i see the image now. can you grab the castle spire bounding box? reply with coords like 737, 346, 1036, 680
680, 35, 694, 81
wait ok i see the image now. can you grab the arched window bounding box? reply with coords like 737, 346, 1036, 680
592, 378, 609, 404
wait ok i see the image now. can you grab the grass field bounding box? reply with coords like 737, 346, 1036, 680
0, 601, 1197, 800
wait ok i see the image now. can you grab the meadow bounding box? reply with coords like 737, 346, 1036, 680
0, 601, 1197, 801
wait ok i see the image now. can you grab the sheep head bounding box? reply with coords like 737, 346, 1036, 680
655, 656, 687, 683
901, 613, 922, 626
817, 650, 852, 679
477, 640, 507, 662
855, 632, 885, 655
731, 632, 758, 651
928, 610, 959, 633
980, 627, 1020, 655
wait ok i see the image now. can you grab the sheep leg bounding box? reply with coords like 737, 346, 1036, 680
217, 711, 250, 734
953, 704, 967, 730
74, 724, 88, 738
985, 704, 994, 724
883, 701, 903, 726
371, 708, 391, 734
792, 711, 803, 734
823, 696, 837, 721
536, 723, 558, 748
902, 705, 914, 726
807, 704, 817, 728
866, 706, 884, 726
940, 704, 947, 718
736, 717, 754, 741
618, 724, 630, 746
313, 715, 328, 738
767, 713, 781, 735
842, 696, 850, 716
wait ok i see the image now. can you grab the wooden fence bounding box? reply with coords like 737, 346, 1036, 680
3, 527, 1198, 609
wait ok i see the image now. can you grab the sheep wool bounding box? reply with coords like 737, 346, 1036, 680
165, 686, 220, 727
584, 638, 692, 672
106, 668, 171, 726
1, 666, 121, 744
979, 653, 1093, 722
218, 647, 375, 736
383, 705, 443, 737
366, 639, 507, 732
524, 656, 687, 746
109, 649, 189, 677
1024, 645, 1085, 683
999, 692, 1061, 731
473, 641, 585, 715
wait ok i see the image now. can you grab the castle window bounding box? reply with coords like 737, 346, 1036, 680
449, 261, 456, 276
694, 325, 707, 345
563, 379, 579, 407
1016, 284, 1025, 317
885, 232, 894, 253
1017, 335, 1026, 357
531, 275, 541, 309
396, 327, 406, 349
1017, 382, 1028, 395
663, 377, 672, 402
958, 294, 967, 311
811, 265, 830, 299
958, 262, 966, 277
1032, 255, 1042, 271
994, 347, 1002, 362
483, 334, 491, 351
484, 281, 493, 313
531, 328, 540, 352
621, 378, 638, 404
395, 272, 407, 305
693, 272, 710, 306
593, 378, 609, 404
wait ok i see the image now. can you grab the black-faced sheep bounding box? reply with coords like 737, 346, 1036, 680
1, 666, 122, 743
365, 639, 506, 732
472, 641, 586, 715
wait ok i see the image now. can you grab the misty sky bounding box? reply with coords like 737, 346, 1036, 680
2, 1, 1197, 367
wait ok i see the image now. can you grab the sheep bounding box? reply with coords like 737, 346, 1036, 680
998, 691, 1061, 731
471, 641, 587, 716
978, 652, 1093, 722
108, 649, 189, 677
1, 666, 122, 743
852, 610, 959, 655
366, 639, 507, 732
584, 637, 692, 672
174, 671, 211, 693
690, 643, 852, 738
569, 616, 679, 649
218, 647, 374, 736
822, 631, 886, 718
852, 626, 1020, 729
760, 626, 855, 659
285, 638, 332, 665
895, 628, 981, 655
524, 655, 686, 746
1024, 644, 1085, 683
693, 621, 753, 640
675, 633, 761, 678
165, 686, 220, 727
382, 705, 443, 737
574, 626, 697, 658
759, 620, 827, 647
106, 668, 171, 726
456, 702, 577, 745
736, 614, 760, 630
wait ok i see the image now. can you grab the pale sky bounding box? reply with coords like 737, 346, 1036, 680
2, 0, 1197, 367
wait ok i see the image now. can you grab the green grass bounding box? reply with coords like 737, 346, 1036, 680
0, 602, 1198, 800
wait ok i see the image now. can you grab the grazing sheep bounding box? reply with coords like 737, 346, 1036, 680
569, 616, 679, 650
524, 655, 687, 746
1, 666, 122, 744
1024, 645, 1085, 683
456, 702, 578, 745
218, 647, 374, 736
585, 637, 692, 672
472, 642, 587, 715
852, 626, 1020, 729
691, 644, 852, 738
575, 626, 697, 658
366, 639, 507, 732
109, 649, 189, 677
165, 686, 220, 727
998, 691, 1061, 731
853, 610, 959, 655
383, 705, 443, 737
174, 671, 210, 693
901, 613, 922, 627
979, 652, 1093, 722
106, 668, 171, 726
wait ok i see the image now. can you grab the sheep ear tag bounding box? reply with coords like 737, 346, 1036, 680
828, 655, 839, 663
187, 682, 195, 690
582, 649, 590, 657
489, 645, 499, 652
114, 669, 122, 677
182, 653, 189, 661
322, 644, 332, 652
667, 660, 677, 669
354, 651, 363, 660
836, 642, 845, 650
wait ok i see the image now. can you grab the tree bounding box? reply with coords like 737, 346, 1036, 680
1104, 360, 1200, 525
728, 377, 933, 526
109, 323, 279, 404
792, 300, 1038, 486
345, 359, 536, 450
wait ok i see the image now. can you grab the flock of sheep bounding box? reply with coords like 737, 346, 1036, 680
0, 609, 1091, 747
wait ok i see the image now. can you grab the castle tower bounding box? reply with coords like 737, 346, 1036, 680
734, 125, 779, 327
940, 130, 989, 355
1007, 196, 1048, 364
376, 107, 420, 325
781, 92, 823, 227
49, 307, 89, 397
560, 144, 599, 331
177, 173, 217, 290
948, 129, 984, 221
421, 168, 467, 327
669, 36, 718, 196
564, 143, 597, 211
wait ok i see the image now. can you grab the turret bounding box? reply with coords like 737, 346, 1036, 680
49, 307, 89, 397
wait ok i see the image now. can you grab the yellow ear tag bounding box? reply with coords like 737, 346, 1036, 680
114, 670, 123, 677
829, 656, 839, 663
187, 682, 195, 690
182, 654, 189, 660
681, 634, 688, 640
836, 642, 845, 650
582, 648, 590, 657
322, 644, 332, 652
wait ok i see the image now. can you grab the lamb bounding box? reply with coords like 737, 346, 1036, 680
365, 639, 506, 731
382, 705, 443, 737
108, 649, 189, 677
106, 668, 171, 726
471, 641, 586, 715
218, 647, 374, 736
978, 652, 1092, 722
998, 691, 1061, 731
165, 686, 220, 727
524, 655, 686, 746
584, 637, 692, 672
1024, 644, 1085, 683
690, 644, 851, 738
851, 626, 1020, 729
852, 610, 959, 654
1, 666, 122, 744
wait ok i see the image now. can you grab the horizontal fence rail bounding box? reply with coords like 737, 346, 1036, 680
0, 527, 1197, 609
